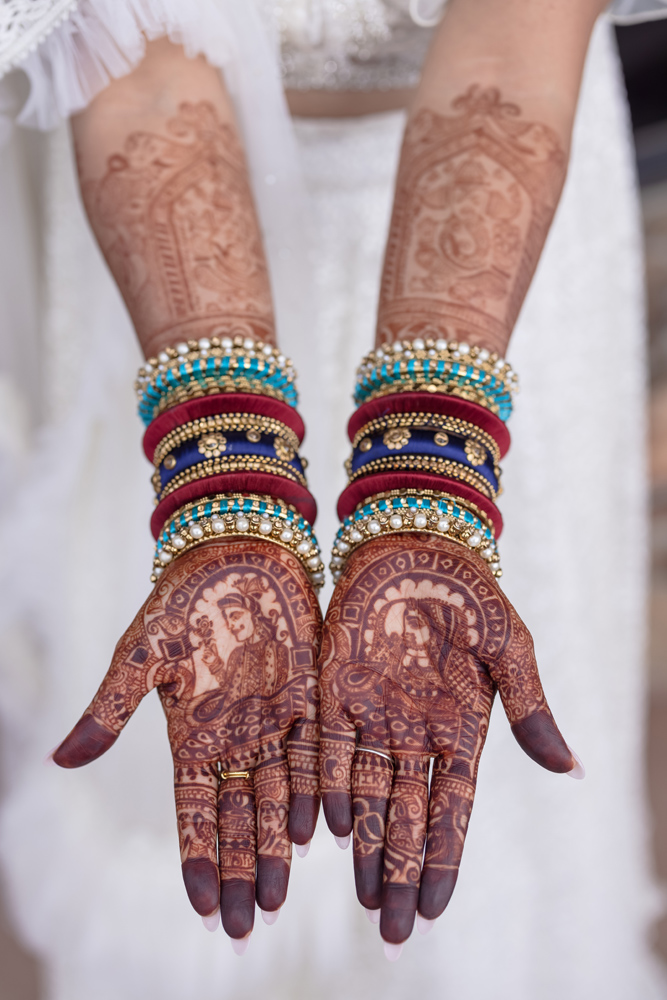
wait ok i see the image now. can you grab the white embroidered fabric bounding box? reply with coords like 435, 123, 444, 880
0, 2, 665, 999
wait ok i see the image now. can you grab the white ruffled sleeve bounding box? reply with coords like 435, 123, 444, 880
608, 0, 667, 21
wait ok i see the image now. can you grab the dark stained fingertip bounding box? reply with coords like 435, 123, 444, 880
354, 855, 384, 910
256, 857, 290, 912
380, 884, 419, 944
288, 792, 320, 845
182, 859, 220, 916
512, 709, 574, 773
220, 880, 255, 939
322, 791, 353, 837
52, 715, 118, 768
418, 868, 458, 920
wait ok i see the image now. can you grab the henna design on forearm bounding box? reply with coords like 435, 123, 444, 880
77, 101, 274, 354
54, 540, 321, 937
320, 533, 573, 942
377, 86, 566, 354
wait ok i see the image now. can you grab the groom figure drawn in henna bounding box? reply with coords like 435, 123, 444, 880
319, 535, 577, 946
53, 542, 321, 940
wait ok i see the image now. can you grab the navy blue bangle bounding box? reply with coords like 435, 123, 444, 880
347, 425, 500, 495
154, 428, 307, 493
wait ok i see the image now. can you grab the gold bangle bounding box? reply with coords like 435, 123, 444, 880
154, 453, 308, 502
346, 454, 499, 500
153, 413, 301, 469
351, 411, 501, 465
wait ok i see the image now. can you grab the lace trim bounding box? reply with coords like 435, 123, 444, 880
0, 0, 79, 78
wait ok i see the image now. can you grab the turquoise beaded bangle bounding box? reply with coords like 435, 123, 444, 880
354, 338, 517, 421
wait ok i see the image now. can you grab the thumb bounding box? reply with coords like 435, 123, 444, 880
489, 608, 575, 775
53, 617, 154, 768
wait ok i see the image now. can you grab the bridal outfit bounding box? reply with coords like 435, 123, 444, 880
0, 1, 665, 997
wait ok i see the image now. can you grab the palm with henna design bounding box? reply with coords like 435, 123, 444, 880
54, 540, 321, 939
319, 534, 576, 945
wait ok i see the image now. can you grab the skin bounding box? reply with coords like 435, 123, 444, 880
54, 540, 322, 938
319, 534, 573, 944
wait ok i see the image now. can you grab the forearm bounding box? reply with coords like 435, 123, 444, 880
71, 38, 275, 360
377, 0, 609, 354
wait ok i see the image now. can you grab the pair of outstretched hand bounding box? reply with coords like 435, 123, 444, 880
54, 534, 576, 945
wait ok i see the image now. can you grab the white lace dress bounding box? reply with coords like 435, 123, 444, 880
0, 3, 665, 999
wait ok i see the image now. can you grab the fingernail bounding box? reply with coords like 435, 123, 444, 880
384, 942, 403, 962
201, 909, 220, 932
416, 914, 436, 935
566, 746, 586, 780
365, 908, 381, 925
295, 842, 310, 859
334, 834, 350, 850
44, 745, 59, 768
261, 908, 280, 926
231, 934, 251, 956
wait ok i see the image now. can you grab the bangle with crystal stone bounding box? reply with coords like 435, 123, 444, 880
354, 337, 517, 420
330, 490, 502, 584
153, 493, 325, 589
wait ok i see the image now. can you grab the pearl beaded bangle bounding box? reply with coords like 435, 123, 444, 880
136, 336, 299, 426
153, 493, 325, 589
354, 338, 518, 420
330, 490, 502, 583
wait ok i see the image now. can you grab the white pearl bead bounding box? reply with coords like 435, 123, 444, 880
312, 572, 325, 584
158, 351, 170, 364
331, 556, 343, 568
277, 355, 286, 367
392, 342, 403, 353
259, 519, 273, 534
211, 519, 226, 533
198, 338, 211, 350
297, 540, 311, 554
413, 338, 425, 350
332, 571, 341, 583
176, 342, 189, 355
263, 344, 273, 355
350, 529, 363, 543
172, 535, 186, 549
389, 514, 403, 529
481, 546, 494, 559
242, 338, 253, 350
435, 339, 447, 351
154, 566, 163, 577
189, 524, 204, 539
414, 513, 428, 528
280, 529, 294, 542
459, 343, 470, 354
144, 362, 153, 374
235, 517, 249, 531
478, 348, 489, 362
467, 531, 482, 548
307, 556, 321, 570
221, 337, 233, 349
437, 518, 450, 533
337, 540, 350, 553
159, 550, 172, 564
368, 520, 381, 534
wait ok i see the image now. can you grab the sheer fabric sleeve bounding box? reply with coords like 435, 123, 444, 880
608, 0, 667, 22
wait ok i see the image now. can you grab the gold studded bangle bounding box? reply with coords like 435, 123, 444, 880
346, 454, 499, 500
154, 454, 309, 503
153, 413, 301, 469
153, 493, 325, 588
351, 411, 501, 466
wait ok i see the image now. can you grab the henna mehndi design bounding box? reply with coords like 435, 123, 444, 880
79, 101, 275, 353
319, 533, 574, 944
377, 87, 566, 355
54, 540, 321, 939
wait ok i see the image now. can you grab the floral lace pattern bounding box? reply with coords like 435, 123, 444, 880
0, 0, 79, 76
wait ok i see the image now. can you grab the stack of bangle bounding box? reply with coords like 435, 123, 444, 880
138, 337, 320, 588
333, 336, 513, 581
354, 337, 518, 421
330, 490, 501, 583
153, 493, 325, 588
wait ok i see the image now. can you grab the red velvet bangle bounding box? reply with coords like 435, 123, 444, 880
151, 473, 317, 539
337, 473, 503, 538
143, 393, 306, 462
348, 392, 510, 458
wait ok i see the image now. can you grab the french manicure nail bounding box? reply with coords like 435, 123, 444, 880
261, 908, 280, 926
334, 834, 350, 850
384, 942, 403, 962
231, 934, 251, 956
365, 908, 381, 924
295, 842, 310, 858
566, 746, 586, 780
201, 909, 220, 932
416, 914, 436, 935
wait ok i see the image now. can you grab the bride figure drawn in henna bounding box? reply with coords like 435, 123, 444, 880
53, 540, 322, 941
319, 533, 577, 945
